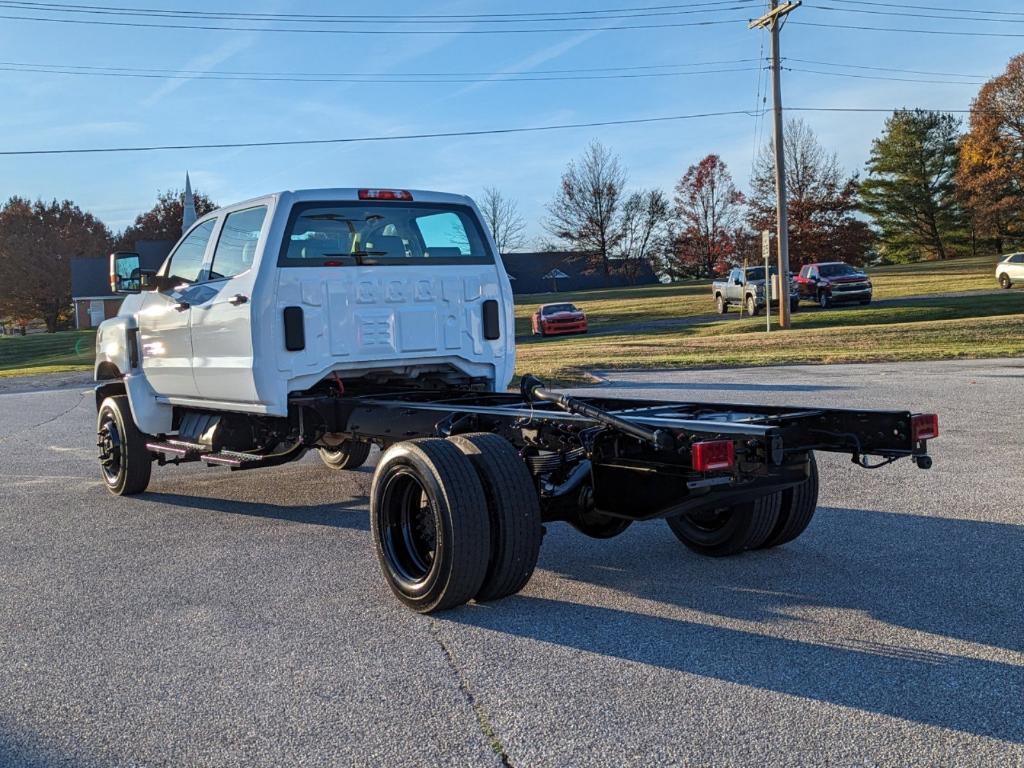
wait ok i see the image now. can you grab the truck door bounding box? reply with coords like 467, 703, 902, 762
190, 205, 268, 403
137, 218, 216, 398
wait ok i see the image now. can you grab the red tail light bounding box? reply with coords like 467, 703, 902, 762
358, 189, 413, 201
692, 440, 735, 472
911, 414, 939, 441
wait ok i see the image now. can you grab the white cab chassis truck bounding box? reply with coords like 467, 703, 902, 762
95, 187, 939, 613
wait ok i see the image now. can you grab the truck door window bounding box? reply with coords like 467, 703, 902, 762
162, 219, 215, 287
209, 206, 267, 280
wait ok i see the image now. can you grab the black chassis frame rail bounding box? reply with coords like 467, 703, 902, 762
292, 386, 932, 523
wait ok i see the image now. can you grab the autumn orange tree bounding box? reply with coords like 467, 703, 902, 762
958, 53, 1024, 253
0, 197, 113, 332
670, 154, 745, 278
116, 188, 216, 249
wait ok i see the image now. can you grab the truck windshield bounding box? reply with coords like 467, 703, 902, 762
278, 202, 493, 266
543, 304, 578, 315
818, 263, 859, 277
745, 267, 777, 281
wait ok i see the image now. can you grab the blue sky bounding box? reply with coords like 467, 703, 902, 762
0, 1, 1020, 244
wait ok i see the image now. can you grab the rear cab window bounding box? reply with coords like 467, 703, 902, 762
278, 202, 493, 267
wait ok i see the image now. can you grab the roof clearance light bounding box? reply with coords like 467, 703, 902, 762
911, 414, 939, 442
358, 189, 413, 201
692, 440, 736, 472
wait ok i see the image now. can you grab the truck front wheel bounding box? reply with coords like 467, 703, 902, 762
318, 440, 372, 470
665, 492, 780, 557
96, 395, 152, 496
370, 439, 491, 613
448, 433, 543, 602
746, 295, 759, 316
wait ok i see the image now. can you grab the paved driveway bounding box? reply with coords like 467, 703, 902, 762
1, 359, 1022, 766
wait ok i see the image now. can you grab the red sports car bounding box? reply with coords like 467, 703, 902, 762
532, 302, 588, 337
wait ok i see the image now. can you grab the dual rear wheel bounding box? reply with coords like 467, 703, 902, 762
369, 434, 542, 614
666, 453, 819, 556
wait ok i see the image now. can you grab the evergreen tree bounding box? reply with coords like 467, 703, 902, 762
861, 110, 967, 262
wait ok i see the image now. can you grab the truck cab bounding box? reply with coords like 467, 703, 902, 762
96, 188, 516, 437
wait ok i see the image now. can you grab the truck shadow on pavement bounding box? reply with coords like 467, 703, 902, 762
451, 506, 1024, 743
137, 492, 371, 531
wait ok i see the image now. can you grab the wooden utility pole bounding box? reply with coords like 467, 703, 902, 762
750, 0, 800, 329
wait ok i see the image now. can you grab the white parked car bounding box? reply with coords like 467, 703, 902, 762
996, 252, 1024, 289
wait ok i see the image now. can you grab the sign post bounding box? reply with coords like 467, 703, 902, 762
762, 230, 771, 333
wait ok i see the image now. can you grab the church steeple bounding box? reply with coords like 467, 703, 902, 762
182, 172, 197, 234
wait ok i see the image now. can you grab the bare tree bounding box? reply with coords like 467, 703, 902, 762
544, 140, 627, 276
618, 189, 669, 283
479, 187, 527, 254
749, 118, 872, 267
671, 154, 745, 278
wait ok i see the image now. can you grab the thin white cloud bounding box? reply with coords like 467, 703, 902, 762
447, 28, 605, 100
142, 34, 256, 107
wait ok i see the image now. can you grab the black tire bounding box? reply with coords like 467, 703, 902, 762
716, 294, 728, 314
999, 273, 1012, 289
448, 433, 543, 602
746, 295, 759, 316
759, 453, 819, 549
370, 439, 490, 613
666, 492, 781, 557
790, 298, 800, 313
818, 291, 831, 309
96, 395, 152, 496
318, 440, 372, 470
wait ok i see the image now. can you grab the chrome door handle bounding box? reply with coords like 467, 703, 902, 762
173, 301, 190, 312
228, 294, 248, 306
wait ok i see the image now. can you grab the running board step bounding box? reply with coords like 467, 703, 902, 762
202, 450, 264, 468
146, 439, 207, 461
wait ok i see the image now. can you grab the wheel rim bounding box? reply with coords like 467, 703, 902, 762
1001, 276, 1010, 288
819, 293, 828, 307
672, 506, 736, 545
97, 415, 123, 485
379, 469, 438, 587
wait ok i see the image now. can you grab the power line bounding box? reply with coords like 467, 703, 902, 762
787, 66, 985, 85
786, 57, 988, 79
0, 62, 758, 84
0, 107, 981, 157
0, 57, 760, 78
0, 1, 764, 25
0, 11, 752, 34
0, 110, 760, 156
811, 3, 1024, 24
821, 0, 1024, 17
791, 20, 1024, 37
0, 0, 759, 22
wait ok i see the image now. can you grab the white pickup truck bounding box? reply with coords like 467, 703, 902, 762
94, 187, 938, 613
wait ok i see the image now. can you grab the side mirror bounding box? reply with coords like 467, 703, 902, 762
110, 252, 142, 294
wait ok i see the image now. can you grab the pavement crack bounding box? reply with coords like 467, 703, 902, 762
0, 390, 90, 445
429, 621, 514, 768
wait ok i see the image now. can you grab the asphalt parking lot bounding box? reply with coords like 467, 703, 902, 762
1, 359, 1022, 767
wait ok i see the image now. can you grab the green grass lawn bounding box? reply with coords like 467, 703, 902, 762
0, 330, 95, 377
515, 313, 1024, 383
513, 254, 1006, 334
0, 256, 1016, 382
